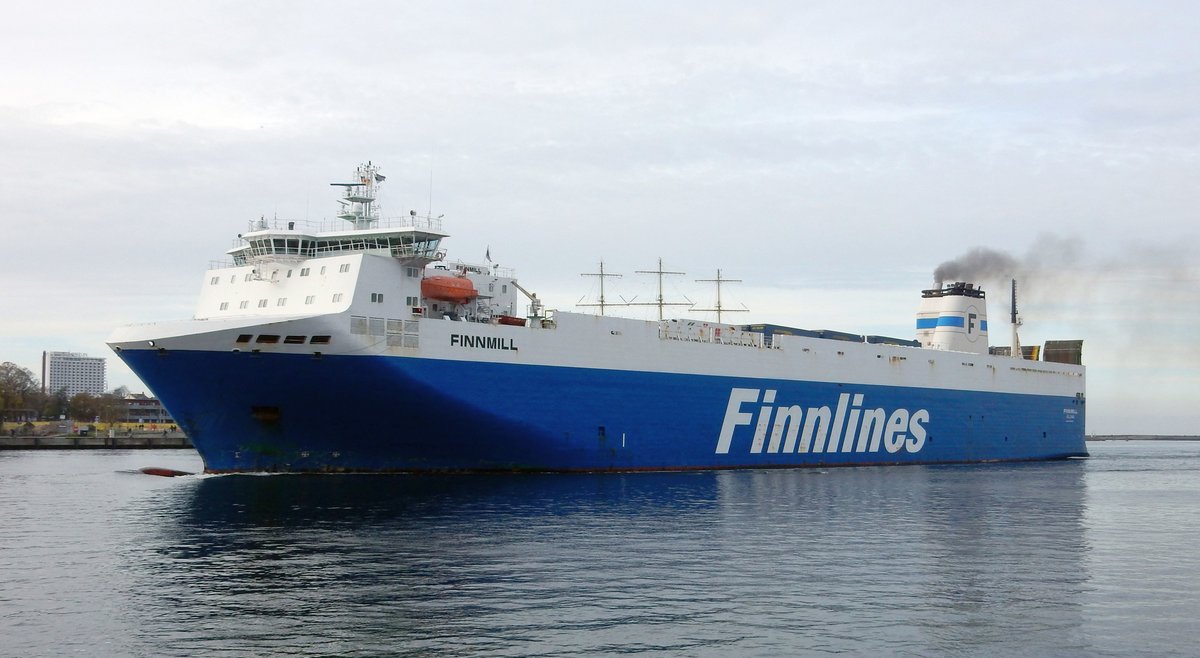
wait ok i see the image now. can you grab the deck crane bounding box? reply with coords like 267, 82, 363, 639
510, 280, 544, 319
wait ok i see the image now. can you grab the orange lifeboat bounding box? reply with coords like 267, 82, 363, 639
421, 276, 478, 305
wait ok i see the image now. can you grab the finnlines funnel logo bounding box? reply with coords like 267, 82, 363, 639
715, 388, 929, 454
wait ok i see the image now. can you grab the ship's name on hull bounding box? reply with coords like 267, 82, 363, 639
450, 334, 517, 351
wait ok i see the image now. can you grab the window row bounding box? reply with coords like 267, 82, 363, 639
235, 334, 332, 345
216, 293, 346, 311
232, 236, 441, 262
209, 263, 351, 285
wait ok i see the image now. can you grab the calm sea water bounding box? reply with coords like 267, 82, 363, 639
2, 441, 1199, 657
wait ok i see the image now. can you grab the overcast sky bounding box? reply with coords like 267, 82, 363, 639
2, 1, 1197, 434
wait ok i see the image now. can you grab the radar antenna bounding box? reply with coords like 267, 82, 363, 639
329, 162, 383, 230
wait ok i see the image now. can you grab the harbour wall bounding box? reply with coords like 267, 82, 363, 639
0, 433, 192, 450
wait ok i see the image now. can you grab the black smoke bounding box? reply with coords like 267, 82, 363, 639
933, 247, 1018, 287
933, 235, 1085, 290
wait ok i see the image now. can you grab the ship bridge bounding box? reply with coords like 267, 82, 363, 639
227, 217, 447, 265
227, 162, 447, 266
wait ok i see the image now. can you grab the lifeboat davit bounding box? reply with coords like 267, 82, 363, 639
421, 276, 478, 305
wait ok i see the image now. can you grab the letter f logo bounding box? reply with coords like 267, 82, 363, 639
715, 388, 760, 454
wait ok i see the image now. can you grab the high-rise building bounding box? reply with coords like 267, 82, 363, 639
42, 351, 107, 397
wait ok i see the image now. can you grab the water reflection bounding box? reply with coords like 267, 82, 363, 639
122, 464, 1090, 656
711, 463, 1091, 654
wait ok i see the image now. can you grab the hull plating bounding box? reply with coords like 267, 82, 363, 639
116, 349, 1087, 473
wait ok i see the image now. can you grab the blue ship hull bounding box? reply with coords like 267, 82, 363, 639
117, 349, 1087, 473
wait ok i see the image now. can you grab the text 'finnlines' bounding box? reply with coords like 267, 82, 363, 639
715, 388, 929, 455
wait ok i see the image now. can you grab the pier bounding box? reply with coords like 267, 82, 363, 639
0, 432, 192, 450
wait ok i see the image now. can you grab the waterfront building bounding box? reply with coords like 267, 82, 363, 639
41, 351, 107, 397
120, 393, 174, 425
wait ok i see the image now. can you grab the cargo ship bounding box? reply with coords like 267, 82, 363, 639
107, 163, 1087, 472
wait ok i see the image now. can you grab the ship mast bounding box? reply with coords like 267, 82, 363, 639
1010, 278, 1023, 359
628, 258, 693, 320
578, 261, 622, 316
330, 161, 384, 230
693, 269, 748, 324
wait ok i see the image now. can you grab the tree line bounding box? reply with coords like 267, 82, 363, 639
0, 361, 130, 423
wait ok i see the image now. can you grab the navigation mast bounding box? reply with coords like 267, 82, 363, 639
330, 161, 384, 230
